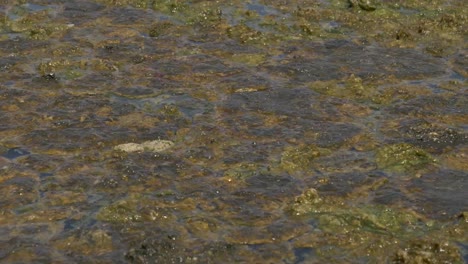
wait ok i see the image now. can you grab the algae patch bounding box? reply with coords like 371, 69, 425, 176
223, 162, 262, 182
97, 198, 142, 224
280, 144, 331, 173
290, 187, 425, 234
376, 143, 435, 172
290, 188, 465, 263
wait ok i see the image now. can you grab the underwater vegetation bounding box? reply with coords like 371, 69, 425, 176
0, 0, 466, 263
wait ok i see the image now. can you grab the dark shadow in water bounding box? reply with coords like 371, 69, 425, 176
294, 247, 316, 264
2, 147, 30, 159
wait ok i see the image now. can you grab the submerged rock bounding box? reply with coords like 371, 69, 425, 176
403, 121, 467, 152
114, 140, 174, 153
408, 169, 468, 218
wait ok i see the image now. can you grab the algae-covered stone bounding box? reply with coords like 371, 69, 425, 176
404, 122, 467, 152
114, 139, 174, 153
291, 188, 323, 216
97, 198, 142, 224
376, 143, 434, 172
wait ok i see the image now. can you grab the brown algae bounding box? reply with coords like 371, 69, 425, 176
0, 0, 466, 263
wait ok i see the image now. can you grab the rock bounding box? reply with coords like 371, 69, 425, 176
349, 0, 378, 11
114, 140, 174, 153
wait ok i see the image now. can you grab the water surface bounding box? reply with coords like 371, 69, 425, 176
0, 0, 467, 263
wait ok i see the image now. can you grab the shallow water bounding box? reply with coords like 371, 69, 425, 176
0, 0, 467, 263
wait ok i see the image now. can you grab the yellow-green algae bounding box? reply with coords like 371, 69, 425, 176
376, 143, 435, 172
97, 197, 143, 224
1, 4, 73, 40
96, 193, 193, 224
309, 74, 379, 102
223, 162, 261, 182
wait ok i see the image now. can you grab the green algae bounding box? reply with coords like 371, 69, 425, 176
229, 53, 266, 67
226, 23, 267, 44
97, 197, 143, 224
148, 21, 177, 38
92, 0, 467, 53
2, 6, 72, 40
376, 143, 435, 173
290, 188, 466, 263
37, 58, 120, 81
309, 75, 379, 102
95, 0, 183, 11
302, 0, 466, 51
290, 188, 323, 215
96, 193, 198, 225
223, 162, 265, 183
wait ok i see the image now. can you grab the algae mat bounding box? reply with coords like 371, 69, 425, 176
0, 0, 467, 263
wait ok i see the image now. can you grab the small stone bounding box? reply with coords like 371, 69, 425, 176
114, 140, 174, 153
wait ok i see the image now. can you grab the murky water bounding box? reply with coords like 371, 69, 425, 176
0, 0, 467, 263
